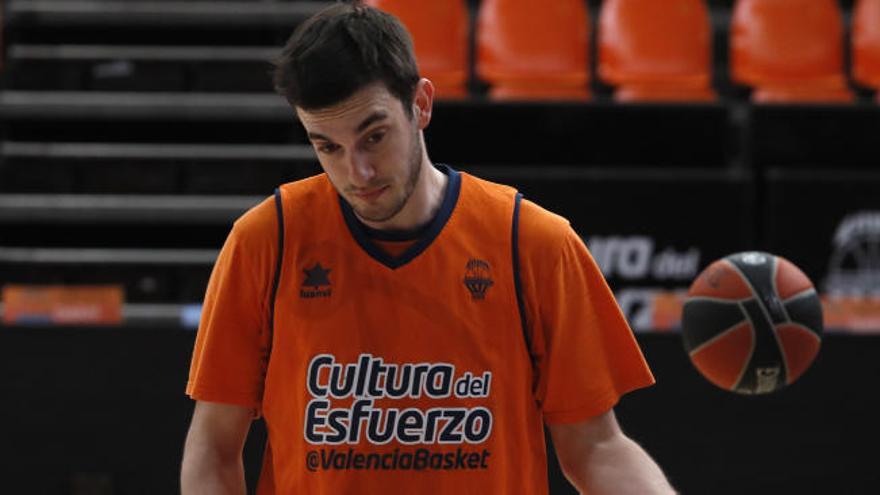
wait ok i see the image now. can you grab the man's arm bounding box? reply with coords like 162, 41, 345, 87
548, 409, 676, 495
181, 401, 254, 495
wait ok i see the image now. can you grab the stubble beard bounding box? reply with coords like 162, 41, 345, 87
351, 124, 423, 224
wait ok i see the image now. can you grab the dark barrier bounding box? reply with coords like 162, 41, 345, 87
468, 166, 755, 330
428, 102, 732, 168
748, 105, 880, 170
1, 327, 877, 494
764, 169, 880, 296
615, 332, 880, 495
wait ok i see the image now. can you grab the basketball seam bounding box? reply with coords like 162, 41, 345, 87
768, 257, 792, 382
732, 301, 756, 391
725, 258, 788, 387
775, 322, 821, 385
684, 296, 752, 305
771, 256, 793, 322
783, 287, 818, 304
776, 322, 823, 344
688, 318, 749, 357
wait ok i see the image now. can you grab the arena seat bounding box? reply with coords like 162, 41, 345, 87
853, 0, 880, 101
730, 0, 853, 103
476, 0, 590, 100
365, 0, 470, 99
598, 0, 716, 102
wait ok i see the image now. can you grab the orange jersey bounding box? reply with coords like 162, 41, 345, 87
187, 166, 654, 494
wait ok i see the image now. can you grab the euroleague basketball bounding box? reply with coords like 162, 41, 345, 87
681, 252, 824, 394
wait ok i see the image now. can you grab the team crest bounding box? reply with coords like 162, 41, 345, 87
463, 259, 494, 301
301, 262, 332, 299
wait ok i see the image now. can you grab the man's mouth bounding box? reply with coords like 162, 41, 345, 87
351, 185, 389, 202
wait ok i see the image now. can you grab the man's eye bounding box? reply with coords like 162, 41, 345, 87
317, 143, 339, 154
366, 132, 385, 145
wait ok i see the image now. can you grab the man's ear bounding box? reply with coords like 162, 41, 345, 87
413, 78, 435, 129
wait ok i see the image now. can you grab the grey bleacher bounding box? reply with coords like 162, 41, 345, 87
4, 0, 330, 28
0, 0, 320, 312
0, 193, 261, 223
9, 45, 279, 62
0, 191, 258, 303
0, 247, 218, 264
0, 141, 313, 161
6, 45, 282, 92
0, 141, 320, 194
0, 91, 290, 119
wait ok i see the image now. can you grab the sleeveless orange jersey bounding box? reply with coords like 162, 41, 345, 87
187, 166, 654, 494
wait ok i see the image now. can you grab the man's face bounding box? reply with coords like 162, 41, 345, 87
297, 82, 427, 225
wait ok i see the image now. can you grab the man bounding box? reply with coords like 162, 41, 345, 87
181, 2, 676, 494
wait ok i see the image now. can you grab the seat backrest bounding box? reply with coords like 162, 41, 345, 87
853, 0, 880, 88
365, 0, 469, 87
598, 0, 712, 85
731, 0, 846, 85
476, 0, 589, 83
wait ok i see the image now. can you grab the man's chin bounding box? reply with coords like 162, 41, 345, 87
352, 199, 412, 225
351, 203, 394, 224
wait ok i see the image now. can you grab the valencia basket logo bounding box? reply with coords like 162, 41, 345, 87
463, 259, 494, 301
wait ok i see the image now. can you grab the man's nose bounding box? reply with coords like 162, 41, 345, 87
347, 150, 376, 187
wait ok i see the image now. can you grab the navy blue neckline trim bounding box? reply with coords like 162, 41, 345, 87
360, 220, 432, 242
339, 164, 461, 270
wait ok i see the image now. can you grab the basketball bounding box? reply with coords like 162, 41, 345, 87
682, 252, 824, 394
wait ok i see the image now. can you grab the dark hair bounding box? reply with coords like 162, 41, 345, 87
272, 2, 420, 115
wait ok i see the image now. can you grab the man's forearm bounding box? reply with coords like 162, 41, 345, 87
566, 434, 676, 495
181, 401, 253, 494
180, 453, 247, 495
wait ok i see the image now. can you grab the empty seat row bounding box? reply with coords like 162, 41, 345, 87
373, 0, 880, 102
4, 0, 876, 102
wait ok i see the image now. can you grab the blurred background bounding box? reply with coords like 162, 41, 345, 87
0, 0, 878, 493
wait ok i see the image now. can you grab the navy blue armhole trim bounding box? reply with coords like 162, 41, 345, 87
512, 193, 533, 363
269, 188, 285, 359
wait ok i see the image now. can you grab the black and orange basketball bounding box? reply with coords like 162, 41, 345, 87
682, 252, 824, 394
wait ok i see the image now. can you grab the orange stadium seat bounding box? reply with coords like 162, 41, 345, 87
853, 0, 880, 100
730, 0, 853, 103
598, 0, 716, 103
365, 0, 470, 99
476, 0, 590, 100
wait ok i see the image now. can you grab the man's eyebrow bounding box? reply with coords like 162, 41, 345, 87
307, 131, 331, 142
306, 111, 388, 142
355, 111, 388, 133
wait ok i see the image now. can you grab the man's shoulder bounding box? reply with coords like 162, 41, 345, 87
276, 173, 331, 197
458, 170, 573, 252
518, 198, 573, 253
461, 171, 518, 199
234, 174, 330, 239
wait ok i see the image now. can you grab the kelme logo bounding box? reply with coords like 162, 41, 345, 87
301, 262, 332, 299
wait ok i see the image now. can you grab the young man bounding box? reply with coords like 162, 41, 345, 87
181, 2, 676, 494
